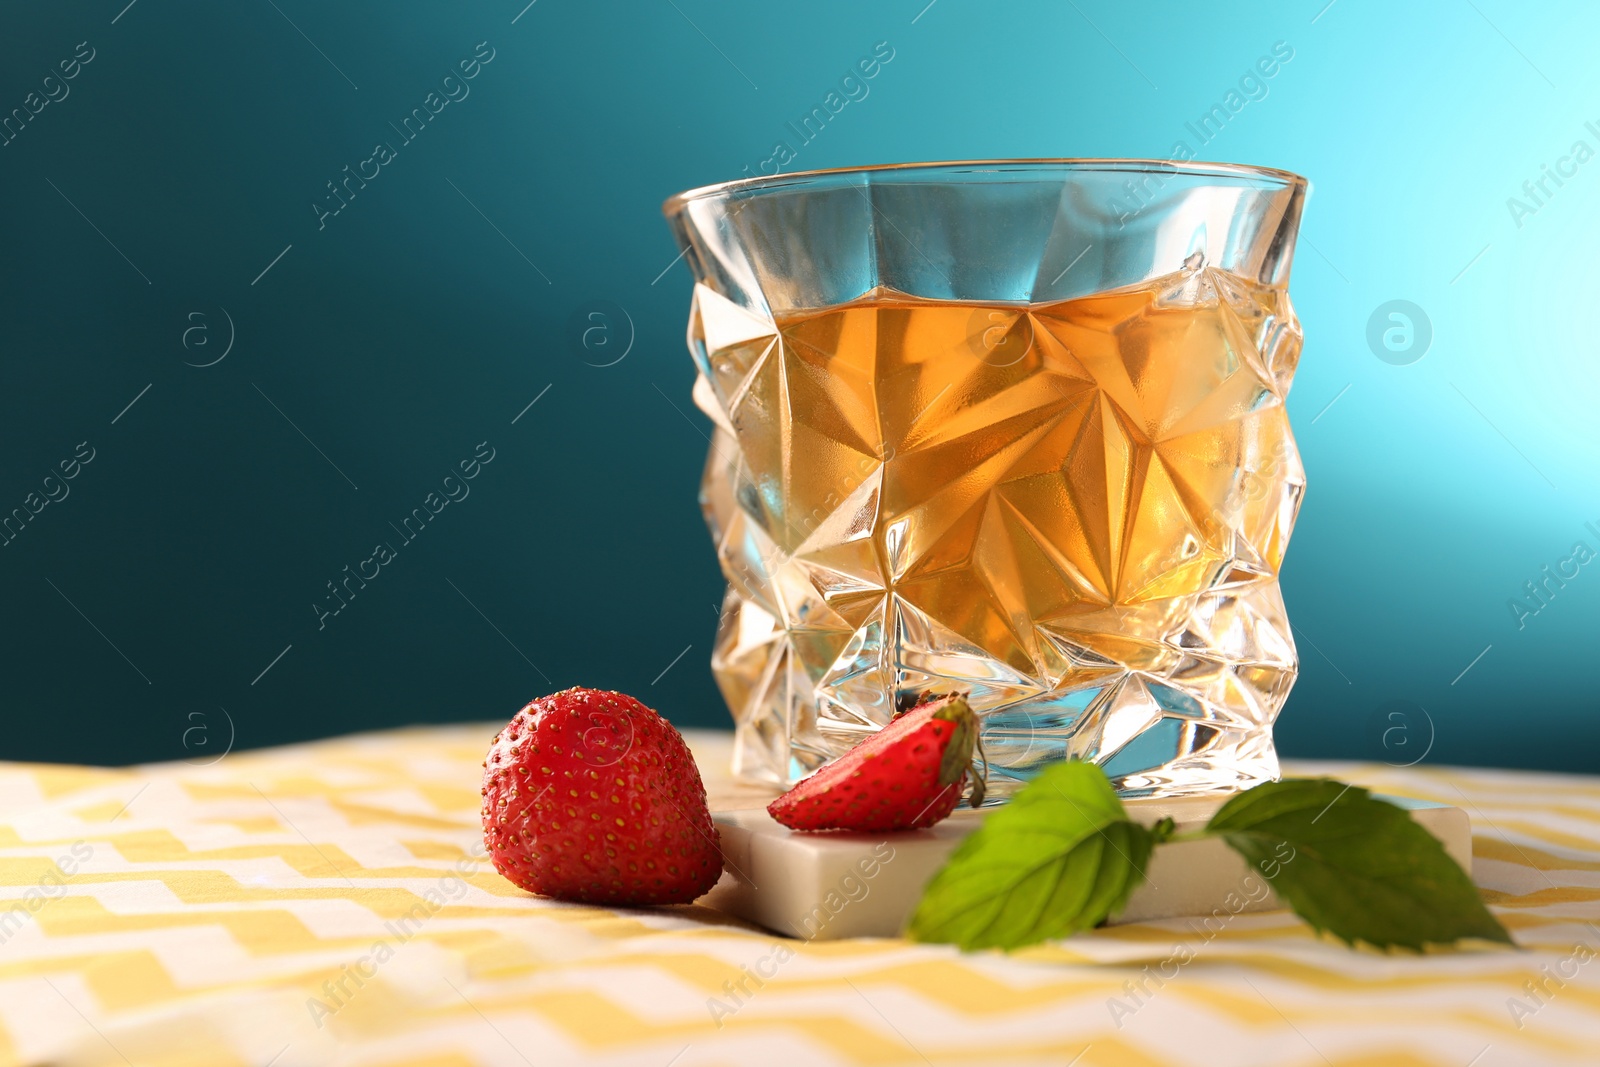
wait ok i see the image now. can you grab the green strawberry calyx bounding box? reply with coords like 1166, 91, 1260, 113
930, 694, 987, 808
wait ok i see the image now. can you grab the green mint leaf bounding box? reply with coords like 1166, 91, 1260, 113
1208, 778, 1513, 951
907, 760, 1158, 951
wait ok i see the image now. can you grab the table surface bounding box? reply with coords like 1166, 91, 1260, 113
0, 726, 1596, 1067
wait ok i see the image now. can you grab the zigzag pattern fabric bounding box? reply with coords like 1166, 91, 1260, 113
0, 728, 1595, 1066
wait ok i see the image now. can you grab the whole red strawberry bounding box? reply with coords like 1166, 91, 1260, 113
769, 695, 985, 832
482, 687, 723, 905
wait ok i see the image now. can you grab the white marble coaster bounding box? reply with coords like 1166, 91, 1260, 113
703, 793, 1473, 941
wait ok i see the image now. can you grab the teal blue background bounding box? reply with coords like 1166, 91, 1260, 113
1, 0, 1595, 770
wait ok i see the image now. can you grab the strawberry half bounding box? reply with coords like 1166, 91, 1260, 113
481, 687, 724, 905
768, 694, 985, 832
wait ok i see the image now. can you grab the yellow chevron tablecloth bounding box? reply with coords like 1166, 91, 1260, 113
1, 726, 1597, 1067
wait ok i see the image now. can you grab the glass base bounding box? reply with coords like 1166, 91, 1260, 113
712, 582, 1290, 801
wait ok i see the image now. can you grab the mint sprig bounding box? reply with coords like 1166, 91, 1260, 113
906, 764, 1512, 953
907, 761, 1171, 949
1209, 778, 1512, 950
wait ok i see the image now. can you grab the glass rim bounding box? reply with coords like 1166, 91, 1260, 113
662, 158, 1308, 216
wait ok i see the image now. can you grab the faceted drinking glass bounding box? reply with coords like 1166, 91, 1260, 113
662, 160, 1308, 799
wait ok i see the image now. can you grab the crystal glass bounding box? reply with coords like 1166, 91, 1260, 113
663, 159, 1308, 799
